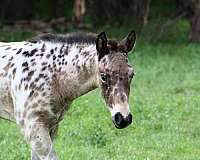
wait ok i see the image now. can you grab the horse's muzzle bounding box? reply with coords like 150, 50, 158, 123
112, 112, 132, 129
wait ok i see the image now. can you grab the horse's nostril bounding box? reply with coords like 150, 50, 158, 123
114, 112, 123, 125
113, 112, 132, 129
126, 114, 132, 124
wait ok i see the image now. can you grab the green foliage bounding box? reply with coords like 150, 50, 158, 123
0, 30, 35, 42
34, 0, 73, 20
140, 19, 190, 44
149, 0, 177, 20
35, 0, 55, 20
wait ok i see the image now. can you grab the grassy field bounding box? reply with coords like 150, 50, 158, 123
0, 24, 200, 160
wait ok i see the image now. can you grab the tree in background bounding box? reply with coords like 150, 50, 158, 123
177, 0, 200, 42
188, 0, 200, 42
73, 0, 86, 26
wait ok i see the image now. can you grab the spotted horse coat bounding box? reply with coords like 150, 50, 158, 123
0, 31, 136, 160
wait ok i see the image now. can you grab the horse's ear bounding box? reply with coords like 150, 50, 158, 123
119, 30, 136, 53
96, 32, 109, 60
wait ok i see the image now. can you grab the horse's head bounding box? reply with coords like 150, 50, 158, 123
96, 30, 136, 129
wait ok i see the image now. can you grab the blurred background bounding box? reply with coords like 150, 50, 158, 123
0, 0, 200, 43
0, 1, 200, 160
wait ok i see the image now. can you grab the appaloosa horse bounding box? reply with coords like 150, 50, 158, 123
0, 30, 136, 160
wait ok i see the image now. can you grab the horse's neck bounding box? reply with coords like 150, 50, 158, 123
57, 43, 99, 100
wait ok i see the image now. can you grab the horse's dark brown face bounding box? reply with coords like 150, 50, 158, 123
96, 30, 136, 129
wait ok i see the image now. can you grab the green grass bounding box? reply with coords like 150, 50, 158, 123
0, 24, 200, 160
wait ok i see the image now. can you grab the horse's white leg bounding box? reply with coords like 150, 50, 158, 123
24, 122, 58, 160
31, 124, 59, 160
14, 92, 65, 159
31, 150, 40, 160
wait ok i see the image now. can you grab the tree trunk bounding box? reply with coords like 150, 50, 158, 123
189, 0, 200, 42
73, 0, 86, 26
134, 0, 150, 29
176, 0, 200, 42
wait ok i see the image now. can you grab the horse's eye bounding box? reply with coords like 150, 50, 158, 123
100, 73, 107, 83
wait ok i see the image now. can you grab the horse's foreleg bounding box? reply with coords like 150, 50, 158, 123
31, 124, 59, 160
31, 150, 40, 160
24, 122, 58, 160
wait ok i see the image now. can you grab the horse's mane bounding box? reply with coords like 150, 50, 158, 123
28, 32, 97, 44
